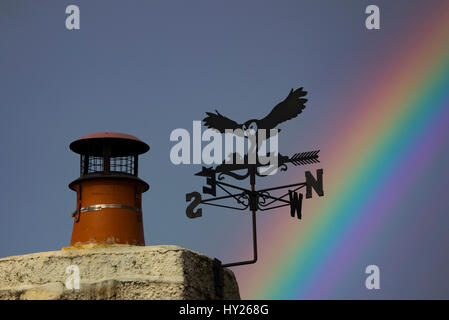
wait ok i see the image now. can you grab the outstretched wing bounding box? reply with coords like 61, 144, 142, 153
259, 87, 308, 129
203, 110, 240, 133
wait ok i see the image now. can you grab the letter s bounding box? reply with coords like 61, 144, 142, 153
186, 192, 202, 218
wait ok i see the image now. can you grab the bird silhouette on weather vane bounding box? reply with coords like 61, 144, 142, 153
203, 87, 308, 137
185, 86, 324, 280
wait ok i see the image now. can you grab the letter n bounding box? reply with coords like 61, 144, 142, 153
305, 169, 324, 199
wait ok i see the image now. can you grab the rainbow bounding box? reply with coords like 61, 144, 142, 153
233, 2, 449, 299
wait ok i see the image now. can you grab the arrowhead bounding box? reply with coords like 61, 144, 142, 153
195, 167, 215, 176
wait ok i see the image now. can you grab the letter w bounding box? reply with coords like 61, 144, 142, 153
288, 191, 303, 219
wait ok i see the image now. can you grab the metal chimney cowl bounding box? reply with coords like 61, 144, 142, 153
68, 132, 150, 246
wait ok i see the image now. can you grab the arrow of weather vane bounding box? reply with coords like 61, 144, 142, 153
185, 86, 325, 275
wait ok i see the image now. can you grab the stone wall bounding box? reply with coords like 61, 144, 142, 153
0, 245, 240, 300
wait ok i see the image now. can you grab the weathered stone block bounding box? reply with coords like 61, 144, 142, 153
0, 245, 240, 300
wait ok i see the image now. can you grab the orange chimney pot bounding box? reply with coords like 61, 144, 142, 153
68, 132, 149, 246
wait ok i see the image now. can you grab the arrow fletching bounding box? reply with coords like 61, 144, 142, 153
288, 150, 320, 166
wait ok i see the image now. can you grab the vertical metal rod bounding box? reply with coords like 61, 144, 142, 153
103, 144, 110, 173
83, 154, 89, 175
222, 170, 258, 268
134, 154, 139, 176
250, 183, 258, 262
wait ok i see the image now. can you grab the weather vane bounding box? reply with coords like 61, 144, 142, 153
185, 87, 324, 294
